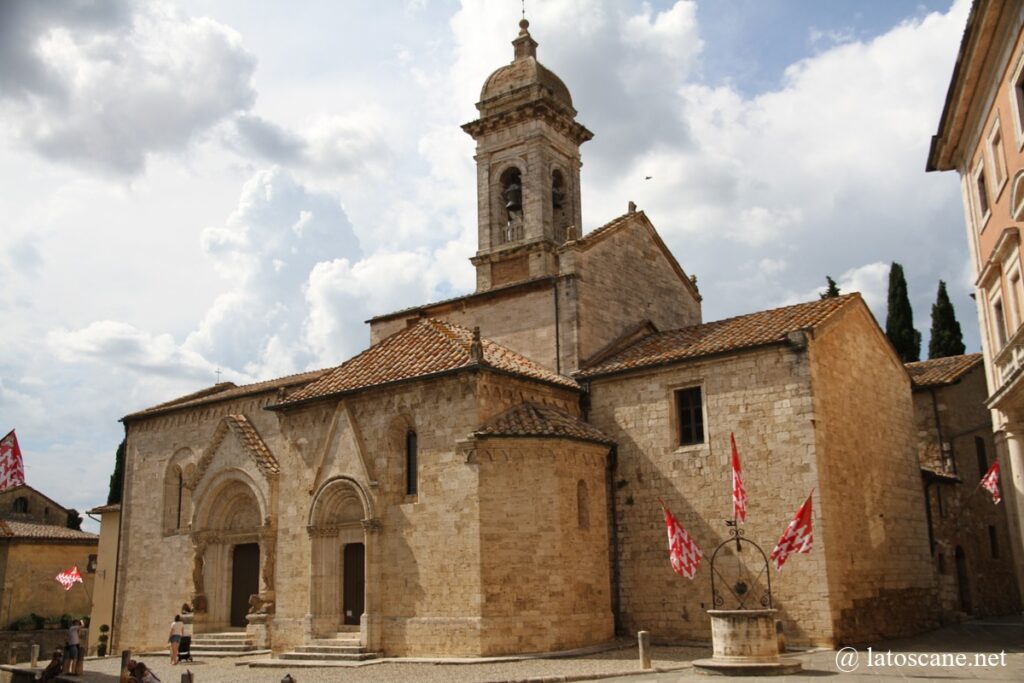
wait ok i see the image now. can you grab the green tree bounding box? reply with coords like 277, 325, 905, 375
928, 280, 966, 359
107, 438, 126, 505
820, 276, 841, 299
66, 509, 83, 531
886, 262, 921, 362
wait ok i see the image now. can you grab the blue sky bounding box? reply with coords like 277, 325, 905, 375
0, 0, 972, 529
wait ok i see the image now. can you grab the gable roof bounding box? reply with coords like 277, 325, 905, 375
473, 401, 615, 446
565, 209, 702, 302
123, 368, 330, 422
273, 319, 577, 409
577, 294, 859, 379
905, 353, 984, 388
0, 519, 98, 542
0, 484, 71, 516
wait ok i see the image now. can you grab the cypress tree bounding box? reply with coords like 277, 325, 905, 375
820, 276, 841, 299
928, 280, 966, 359
885, 262, 921, 362
107, 438, 126, 505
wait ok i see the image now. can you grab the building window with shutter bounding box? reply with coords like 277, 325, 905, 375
676, 386, 705, 446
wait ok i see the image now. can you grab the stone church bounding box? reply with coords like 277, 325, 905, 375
114, 20, 950, 658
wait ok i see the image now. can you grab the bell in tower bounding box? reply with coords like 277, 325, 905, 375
462, 18, 593, 292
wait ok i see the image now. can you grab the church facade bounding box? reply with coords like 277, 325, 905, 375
114, 21, 964, 657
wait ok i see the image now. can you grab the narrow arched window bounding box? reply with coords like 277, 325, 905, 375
13, 497, 28, 513
406, 430, 418, 496
577, 480, 589, 529
499, 167, 524, 243
552, 169, 566, 209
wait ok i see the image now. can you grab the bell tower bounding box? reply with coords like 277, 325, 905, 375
462, 19, 593, 292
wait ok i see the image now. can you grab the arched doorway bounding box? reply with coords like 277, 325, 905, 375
309, 478, 370, 637
192, 477, 265, 630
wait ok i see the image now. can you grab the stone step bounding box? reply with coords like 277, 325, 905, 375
310, 638, 361, 646
294, 645, 367, 654
279, 651, 379, 661
190, 644, 257, 653
194, 632, 249, 640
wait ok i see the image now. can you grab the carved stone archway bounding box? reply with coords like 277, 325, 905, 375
308, 477, 378, 643
190, 472, 270, 631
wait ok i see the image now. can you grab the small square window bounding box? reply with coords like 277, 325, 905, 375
676, 386, 704, 446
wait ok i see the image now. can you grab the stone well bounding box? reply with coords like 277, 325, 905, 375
692, 609, 801, 676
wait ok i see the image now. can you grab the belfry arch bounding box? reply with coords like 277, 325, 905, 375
308, 476, 376, 640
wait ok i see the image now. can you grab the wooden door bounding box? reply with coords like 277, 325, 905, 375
343, 543, 365, 626
231, 543, 260, 627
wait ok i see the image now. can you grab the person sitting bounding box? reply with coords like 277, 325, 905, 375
39, 648, 63, 682
130, 661, 161, 682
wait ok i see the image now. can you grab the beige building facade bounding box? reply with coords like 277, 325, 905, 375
113, 19, 967, 658
927, 0, 1024, 600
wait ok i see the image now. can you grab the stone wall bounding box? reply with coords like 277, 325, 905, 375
116, 390, 286, 652
475, 436, 613, 654
0, 488, 68, 527
912, 366, 1021, 618
809, 302, 939, 644
574, 214, 701, 366
0, 542, 96, 630
588, 342, 834, 646
369, 282, 562, 371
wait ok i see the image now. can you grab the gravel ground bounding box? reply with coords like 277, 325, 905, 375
69, 644, 705, 683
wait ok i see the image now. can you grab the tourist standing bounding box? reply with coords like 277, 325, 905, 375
63, 619, 80, 673
168, 614, 184, 664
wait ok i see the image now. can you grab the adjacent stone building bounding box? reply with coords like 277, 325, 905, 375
113, 19, 961, 658
0, 484, 98, 630
906, 354, 1021, 618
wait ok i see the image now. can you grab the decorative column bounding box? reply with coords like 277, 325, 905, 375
361, 517, 382, 651
189, 537, 209, 633
995, 424, 1024, 606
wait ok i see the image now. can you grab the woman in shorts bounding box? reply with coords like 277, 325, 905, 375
168, 614, 184, 664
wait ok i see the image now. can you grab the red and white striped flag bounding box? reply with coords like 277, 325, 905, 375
659, 499, 702, 579
980, 461, 1001, 504
731, 433, 747, 523
770, 491, 813, 571
55, 566, 83, 591
0, 430, 26, 491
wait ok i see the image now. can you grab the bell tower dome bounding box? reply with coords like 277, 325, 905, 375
462, 19, 593, 292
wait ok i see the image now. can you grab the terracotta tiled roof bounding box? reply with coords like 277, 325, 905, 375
224, 414, 280, 476
124, 368, 330, 421
474, 402, 615, 446
86, 503, 121, 515
905, 353, 983, 388
0, 519, 98, 542
578, 294, 859, 378
277, 319, 577, 408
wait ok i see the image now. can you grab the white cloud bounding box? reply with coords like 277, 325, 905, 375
0, 1, 256, 175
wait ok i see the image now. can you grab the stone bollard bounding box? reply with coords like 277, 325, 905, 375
119, 649, 132, 683
638, 630, 652, 669
30, 644, 39, 667
281, 674, 296, 683
181, 670, 194, 683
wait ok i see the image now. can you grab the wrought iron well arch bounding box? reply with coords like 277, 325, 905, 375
708, 523, 773, 610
